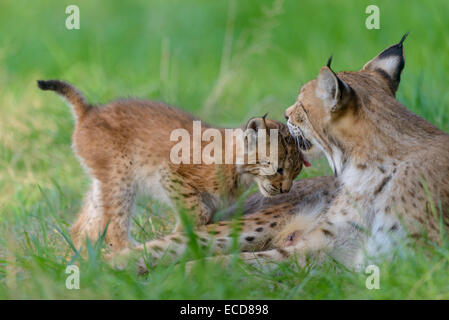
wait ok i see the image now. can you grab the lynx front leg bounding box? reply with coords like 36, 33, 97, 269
172, 194, 212, 232
114, 205, 290, 271
162, 174, 212, 231
185, 246, 304, 273
186, 210, 357, 272
185, 233, 330, 273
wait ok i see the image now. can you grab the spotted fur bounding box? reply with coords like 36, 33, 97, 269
38, 80, 303, 251
111, 176, 336, 272
281, 35, 449, 268
126, 37, 449, 273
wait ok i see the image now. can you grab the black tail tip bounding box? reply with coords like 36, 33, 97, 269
37, 80, 53, 90
37, 79, 64, 91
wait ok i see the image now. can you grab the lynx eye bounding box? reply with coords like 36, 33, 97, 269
277, 168, 284, 174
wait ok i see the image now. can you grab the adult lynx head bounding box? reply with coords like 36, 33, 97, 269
285, 33, 440, 176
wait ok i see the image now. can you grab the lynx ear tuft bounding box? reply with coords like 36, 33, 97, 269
398, 31, 410, 47
326, 55, 333, 68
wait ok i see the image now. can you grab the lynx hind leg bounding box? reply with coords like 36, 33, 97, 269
70, 181, 105, 250
99, 177, 138, 251
72, 172, 138, 252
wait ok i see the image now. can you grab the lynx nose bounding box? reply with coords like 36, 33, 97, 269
285, 104, 295, 120
281, 180, 292, 193
280, 187, 290, 194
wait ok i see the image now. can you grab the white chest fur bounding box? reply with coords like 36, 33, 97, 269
338, 163, 403, 264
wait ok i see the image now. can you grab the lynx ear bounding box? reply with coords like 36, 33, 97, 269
245, 115, 268, 132
245, 116, 268, 146
362, 32, 409, 94
244, 116, 270, 157
316, 66, 353, 113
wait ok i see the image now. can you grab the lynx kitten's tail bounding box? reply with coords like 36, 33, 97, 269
37, 80, 90, 120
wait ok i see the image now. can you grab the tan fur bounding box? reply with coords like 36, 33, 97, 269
281, 37, 449, 268
110, 176, 336, 271
125, 38, 449, 273
38, 80, 303, 251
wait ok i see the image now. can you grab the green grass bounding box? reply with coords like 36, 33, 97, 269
1, 0, 449, 299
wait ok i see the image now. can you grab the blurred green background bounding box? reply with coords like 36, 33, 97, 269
0, 0, 448, 299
